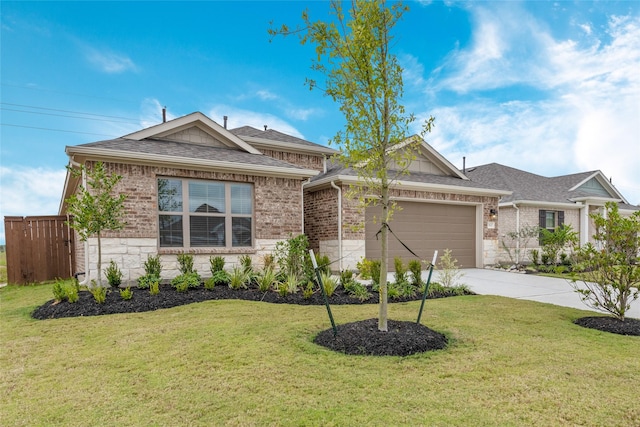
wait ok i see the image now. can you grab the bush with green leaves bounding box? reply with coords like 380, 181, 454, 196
571, 202, 640, 321
437, 249, 465, 288
229, 266, 250, 290
119, 287, 133, 300
171, 272, 201, 292
105, 260, 123, 288
209, 270, 230, 288
319, 271, 338, 297
52, 279, 67, 302
408, 259, 423, 286
540, 224, 578, 266
387, 282, 400, 299
256, 267, 277, 292
144, 254, 162, 277
137, 274, 160, 289
393, 257, 409, 285
89, 282, 108, 304
274, 234, 313, 281
177, 253, 194, 274
303, 281, 315, 299
315, 254, 331, 275
209, 256, 225, 274
347, 282, 371, 301
278, 273, 300, 295
149, 280, 160, 295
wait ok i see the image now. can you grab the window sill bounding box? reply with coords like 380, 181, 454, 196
159, 247, 257, 255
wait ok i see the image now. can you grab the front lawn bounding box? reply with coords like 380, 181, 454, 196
1, 283, 638, 426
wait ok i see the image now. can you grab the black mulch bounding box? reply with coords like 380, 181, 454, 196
31, 284, 458, 357
314, 318, 447, 356
574, 316, 640, 336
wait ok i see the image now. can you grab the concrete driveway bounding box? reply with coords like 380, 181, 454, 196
442, 268, 640, 319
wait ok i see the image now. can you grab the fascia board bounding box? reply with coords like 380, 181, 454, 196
240, 136, 338, 155
123, 112, 262, 155
66, 146, 319, 179
58, 166, 77, 214
569, 196, 622, 204
416, 140, 469, 180
306, 174, 510, 197
502, 200, 584, 209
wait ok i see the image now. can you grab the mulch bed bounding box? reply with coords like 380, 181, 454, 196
574, 316, 640, 336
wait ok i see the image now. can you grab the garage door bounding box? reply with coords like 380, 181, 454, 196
365, 201, 477, 269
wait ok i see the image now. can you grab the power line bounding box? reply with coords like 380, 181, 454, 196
0, 123, 118, 137
0, 83, 136, 104
0, 106, 140, 124
0, 102, 140, 122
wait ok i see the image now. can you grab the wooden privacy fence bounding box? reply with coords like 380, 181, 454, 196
5, 216, 75, 284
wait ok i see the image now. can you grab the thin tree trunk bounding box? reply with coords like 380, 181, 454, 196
97, 232, 102, 287
378, 186, 389, 332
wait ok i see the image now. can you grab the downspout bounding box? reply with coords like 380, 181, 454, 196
330, 181, 342, 272
512, 203, 520, 264
69, 158, 90, 286
580, 202, 589, 246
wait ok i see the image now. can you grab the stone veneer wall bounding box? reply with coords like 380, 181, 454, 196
74, 161, 305, 284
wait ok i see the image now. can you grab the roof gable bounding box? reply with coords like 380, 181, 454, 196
390, 136, 468, 180
124, 112, 261, 154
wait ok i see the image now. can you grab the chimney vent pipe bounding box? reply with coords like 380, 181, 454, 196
463, 156, 466, 175
162, 107, 167, 123
223, 116, 228, 129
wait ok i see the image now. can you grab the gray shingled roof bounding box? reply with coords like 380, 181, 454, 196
465, 163, 621, 204
230, 126, 332, 151
75, 138, 309, 170
312, 159, 505, 191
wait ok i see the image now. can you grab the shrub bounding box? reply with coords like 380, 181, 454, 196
66, 282, 79, 303
279, 273, 300, 295
320, 271, 338, 297
369, 259, 381, 285
210, 270, 231, 287
144, 254, 162, 277
393, 257, 408, 285
571, 202, 640, 321
274, 234, 312, 281
90, 282, 107, 304
347, 282, 371, 301
530, 249, 540, 266
149, 280, 160, 295
540, 224, 578, 266
138, 274, 160, 289
387, 282, 400, 299
119, 287, 133, 300
52, 279, 67, 302
256, 267, 277, 292
437, 249, 465, 288
209, 256, 225, 274
229, 266, 250, 290
408, 259, 423, 286
262, 253, 275, 270
171, 272, 201, 291
177, 253, 194, 274
303, 281, 315, 299
316, 254, 331, 275
239, 255, 253, 274
356, 258, 375, 279
105, 260, 123, 288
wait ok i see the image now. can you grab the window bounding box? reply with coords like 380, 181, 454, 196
158, 178, 253, 248
539, 209, 565, 242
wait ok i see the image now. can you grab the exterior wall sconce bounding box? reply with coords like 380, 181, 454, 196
489, 208, 497, 219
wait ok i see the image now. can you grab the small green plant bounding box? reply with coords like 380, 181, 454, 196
262, 253, 275, 270
171, 272, 201, 292
316, 254, 331, 275
119, 287, 133, 300
356, 258, 374, 279
303, 281, 315, 299
229, 266, 250, 290
393, 257, 408, 285
256, 267, 277, 292
137, 274, 160, 289
66, 282, 79, 303
387, 282, 400, 299
320, 271, 338, 297
105, 260, 123, 288
530, 249, 540, 266
279, 273, 300, 295
177, 253, 194, 274
89, 281, 108, 304
144, 254, 162, 277
52, 279, 67, 302
209, 256, 225, 273
239, 255, 253, 274
437, 249, 465, 288
149, 280, 160, 295
427, 282, 446, 296
408, 259, 423, 286
347, 282, 371, 301
274, 234, 313, 281
210, 270, 231, 287
369, 259, 381, 285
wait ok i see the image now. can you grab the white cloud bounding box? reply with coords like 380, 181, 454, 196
416, 8, 640, 205
0, 167, 67, 244
207, 105, 305, 138
139, 98, 177, 129
256, 90, 278, 100
83, 45, 137, 74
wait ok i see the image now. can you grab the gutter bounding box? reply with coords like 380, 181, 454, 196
330, 181, 342, 272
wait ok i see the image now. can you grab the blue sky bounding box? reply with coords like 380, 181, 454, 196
1, 0, 639, 245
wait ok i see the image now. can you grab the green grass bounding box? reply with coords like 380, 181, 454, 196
1, 282, 639, 426
0, 251, 6, 283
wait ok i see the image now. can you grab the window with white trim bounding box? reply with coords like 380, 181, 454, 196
158, 178, 253, 248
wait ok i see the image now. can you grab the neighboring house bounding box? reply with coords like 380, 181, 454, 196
60, 112, 508, 282
465, 163, 639, 264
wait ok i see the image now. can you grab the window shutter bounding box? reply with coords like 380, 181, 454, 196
558, 211, 564, 227
539, 210, 546, 243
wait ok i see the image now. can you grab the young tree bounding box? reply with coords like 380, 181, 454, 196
65, 161, 127, 287
572, 202, 640, 321
270, 0, 433, 331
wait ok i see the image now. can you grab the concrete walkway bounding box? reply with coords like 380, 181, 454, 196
447, 268, 640, 319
